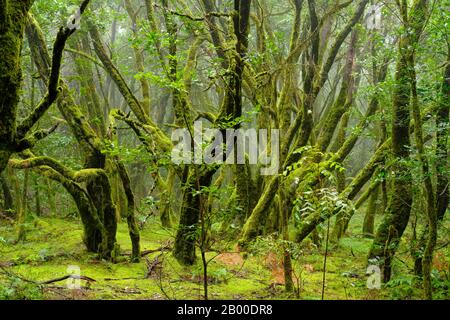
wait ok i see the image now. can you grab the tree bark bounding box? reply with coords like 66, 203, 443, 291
368, 0, 428, 283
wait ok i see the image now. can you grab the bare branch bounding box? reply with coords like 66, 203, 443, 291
15, 123, 59, 151
17, 0, 92, 138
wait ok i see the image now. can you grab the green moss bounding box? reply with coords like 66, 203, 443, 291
1, 213, 447, 300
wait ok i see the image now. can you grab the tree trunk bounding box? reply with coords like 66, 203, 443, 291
174, 169, 215, 265
368, 0, 428, 282
116, 161, 141, 262
436, 50, 450, 222
33, 176, 41, 217
17, 169, 29, 242
0, 173, 14, 214
363, 184, 380, 237
0, 2, 30, 174
26, 14, 118, 260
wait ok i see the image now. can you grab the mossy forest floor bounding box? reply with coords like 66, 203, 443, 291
0, 212, 448, 300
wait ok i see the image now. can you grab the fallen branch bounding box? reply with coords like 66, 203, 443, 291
103, 277, 142, 281
39, 274, 96, 285
145, 254, 163, 279
121, 243, 172, 258
0, 265, 96, 286
141, 246, 172, 257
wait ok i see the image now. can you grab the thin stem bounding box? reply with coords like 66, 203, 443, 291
321, 217, 331, 300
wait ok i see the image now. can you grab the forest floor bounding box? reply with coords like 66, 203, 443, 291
0, 212, 448, 300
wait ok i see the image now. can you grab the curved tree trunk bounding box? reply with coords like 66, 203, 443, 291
25, 12, 119, 260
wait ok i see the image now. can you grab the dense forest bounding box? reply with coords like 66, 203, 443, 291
0, 0, 448, 301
